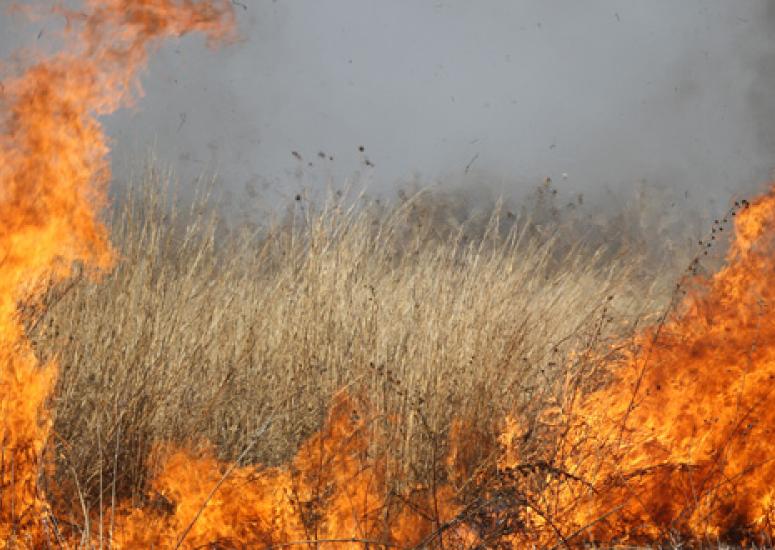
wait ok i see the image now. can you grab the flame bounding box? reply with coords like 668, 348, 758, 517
109, 393, 475, 548
0, 0, 233, 546
114, 394, 400, 547
491, 190, 775, 546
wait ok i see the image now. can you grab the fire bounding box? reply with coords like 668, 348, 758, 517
109, 393, 462, 548
0, 0, 233, 546
6, 0, 775, 547
493, 191, 775, 546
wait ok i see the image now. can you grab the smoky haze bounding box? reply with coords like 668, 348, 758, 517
2, 1, 775, 207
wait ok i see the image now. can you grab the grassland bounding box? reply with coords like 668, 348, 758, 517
26, 169, 706, 544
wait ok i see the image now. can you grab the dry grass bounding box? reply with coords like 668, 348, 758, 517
28, 168, 695, 533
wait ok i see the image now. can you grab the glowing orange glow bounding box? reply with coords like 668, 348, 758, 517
114, 394, 401, 547
493, 190, 775, 546
0, 0, 233, 546
109, 393, 473, 548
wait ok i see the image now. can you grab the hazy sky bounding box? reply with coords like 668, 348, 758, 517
2, 1, 775, 206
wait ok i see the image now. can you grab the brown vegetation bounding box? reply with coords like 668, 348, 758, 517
27, 171, 692, 544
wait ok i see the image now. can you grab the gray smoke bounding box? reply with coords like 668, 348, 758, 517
1, 1, 775, 208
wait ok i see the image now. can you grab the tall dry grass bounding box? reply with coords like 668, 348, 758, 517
27, 169, 694, 526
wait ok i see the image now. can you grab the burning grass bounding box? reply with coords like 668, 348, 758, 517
28, 173, 687, 547
5, 0, 775, 547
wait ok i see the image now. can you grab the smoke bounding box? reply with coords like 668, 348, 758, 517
749, 1, 775, 178
2, 1, 775, 208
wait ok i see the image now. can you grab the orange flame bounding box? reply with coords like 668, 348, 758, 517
112, 394, 404, 548
111, 393, 474, 548
0, 0, 233, 546
493, 190, 775, 546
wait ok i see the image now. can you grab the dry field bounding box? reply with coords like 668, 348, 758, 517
10, 1, 771, 545
25, 170, 705, 545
